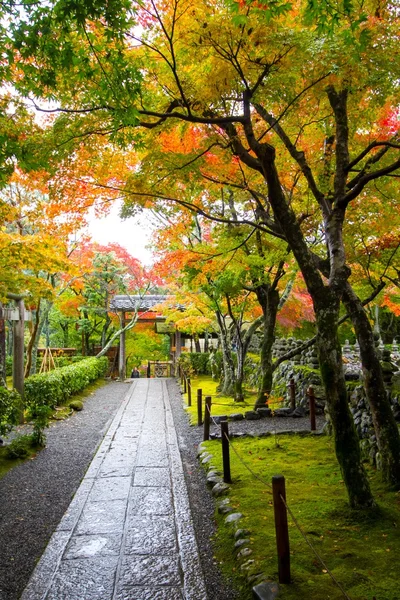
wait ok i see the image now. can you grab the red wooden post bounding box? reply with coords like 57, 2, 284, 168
308, 386, 316, 431
221, 420, 231, 483
272, 475, 291, 584
203, 396, 212, 441
288, 377, 296, 410
197, 388, 203, 426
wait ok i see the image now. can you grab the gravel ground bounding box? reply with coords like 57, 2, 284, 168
0, 380, 130, 600
0, 378, 325, 600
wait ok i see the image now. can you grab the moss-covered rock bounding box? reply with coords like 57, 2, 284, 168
69, 400, 83, 411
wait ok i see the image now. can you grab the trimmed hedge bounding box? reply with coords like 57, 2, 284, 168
24, 357, 108, 413
0, 387, 21, 436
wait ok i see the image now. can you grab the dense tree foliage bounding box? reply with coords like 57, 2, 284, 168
0, 0, 398, 505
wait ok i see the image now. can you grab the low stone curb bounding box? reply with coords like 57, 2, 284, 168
197, 442, 279, 598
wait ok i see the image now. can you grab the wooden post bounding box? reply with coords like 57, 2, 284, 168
288, 377, 296, 411
119, 311, 126, 381
197, 388, 203, 426
221, 420, 231, 483
272, 475, 291, 584
187, 377, 192, 406
0, 304, 6, 385
183, 373, 187, 394
147, 361, 151, 378
13, 298, 25, 422
203, 396, 212, 441
308, 386, 316, 431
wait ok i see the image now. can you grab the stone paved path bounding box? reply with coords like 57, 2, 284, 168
21, 379, 208, 600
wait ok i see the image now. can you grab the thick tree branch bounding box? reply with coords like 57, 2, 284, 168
326, 86, 349, 200
347, 140, 400, 172
254, 103, 328, 213
340, 157, 400, 207
272, 280, 386, 370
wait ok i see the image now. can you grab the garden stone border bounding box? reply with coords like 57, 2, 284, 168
197, 441, 280, 598
209, 429, 326, 441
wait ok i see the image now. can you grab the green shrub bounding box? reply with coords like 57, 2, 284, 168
0, 387, 21, 437
31, 405, 52, 446
179, 352, 211, 375
54, 355, 86, 369
4, 435, 33, 459
25, 356, 108, 413
5, 356, 13, 376
189, 352, 211, 374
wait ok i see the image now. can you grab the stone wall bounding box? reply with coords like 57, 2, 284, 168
270, 338, 400, 467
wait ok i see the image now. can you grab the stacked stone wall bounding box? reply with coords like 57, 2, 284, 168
270, 338, 400, 467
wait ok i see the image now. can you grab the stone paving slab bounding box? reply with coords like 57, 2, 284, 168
21, 379, 207, 600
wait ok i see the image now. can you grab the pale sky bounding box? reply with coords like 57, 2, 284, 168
87, 204, 156, 266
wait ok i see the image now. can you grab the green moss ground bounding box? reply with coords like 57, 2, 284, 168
203, 434, 400, 600
182, 375, 260, 424
182, 375, 287, 424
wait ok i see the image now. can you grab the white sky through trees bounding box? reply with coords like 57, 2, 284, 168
87, 204, 155, 266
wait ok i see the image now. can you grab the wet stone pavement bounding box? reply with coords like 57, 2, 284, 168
21, 379, 208, 600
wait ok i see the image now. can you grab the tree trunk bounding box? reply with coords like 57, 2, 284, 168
0, 305, 6, 387
101, 313, 111, 349
234, 343, 245, 401
25, 301, 41, 377
254, 148, 374, 508
343, 285, 400, 488
254, 287, 280, 408
204, 332, 209, 353
315, 292, 375, 508
61, 322, 69, 348
373, 304, 382, 346
81, 310, 91, 356
219, 335, 235, 396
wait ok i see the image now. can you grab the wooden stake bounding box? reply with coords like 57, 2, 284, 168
221, 420, 231, 483
272, 475, 291, 584
308, 386, 316, 431
203, 396, 212, 441
288, 377, 296, 410
197, 388, 203, 426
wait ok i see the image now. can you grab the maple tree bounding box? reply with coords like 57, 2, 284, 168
4, 0, 400, 504
57, 241, 152, 357
0, 169, 74, 378
0, 170, 71, 300
153, 206, 307, 403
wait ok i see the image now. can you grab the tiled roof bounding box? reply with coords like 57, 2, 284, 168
110, 295, 178, 312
